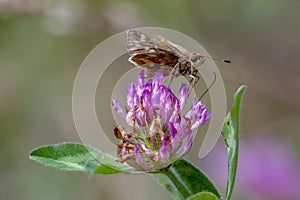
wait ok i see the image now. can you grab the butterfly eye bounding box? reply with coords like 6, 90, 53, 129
190, 55, 198, 63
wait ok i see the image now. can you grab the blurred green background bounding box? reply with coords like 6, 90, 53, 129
1, 0, 299, 200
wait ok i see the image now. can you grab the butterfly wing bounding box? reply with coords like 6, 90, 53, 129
126, 30, 190, 59
127, 30, 183, 77
129, 50, 179, 77
126, 30, 156, 56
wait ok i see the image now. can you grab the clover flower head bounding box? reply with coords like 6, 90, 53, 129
112, 70, 210, 171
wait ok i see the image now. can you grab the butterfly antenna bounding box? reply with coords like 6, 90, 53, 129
203, 56, 231, 63
198, 71, 217, 101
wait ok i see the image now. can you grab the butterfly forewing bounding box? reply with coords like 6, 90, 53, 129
127, 30, 190, 58
127, 30, 157, 56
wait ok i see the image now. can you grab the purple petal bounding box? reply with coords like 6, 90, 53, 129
136, 109, 147, 127
153, 71, 164, 86
192, 97, 197, 107
144, 82, 153, 94
185, 101, 210, 129
112, 100, 126, 119
136, 70, 144, 87
169, 122, 181, 154
179, 84, 188, 111
164, 95, 174, 123
177, 130, 193, 157
159, 137, 170, 165
134, 145, 152, 171
178, 118, 191, 139
146, 78, 153, 85
142, 89, 153, 118
169, 113, 181, 128
169, 122, 177, 138
136, 70, 145, 96
126, 83, 138, 109
126, 109, 136, 127
174, 98, 180, 113
191, 106, 210, 129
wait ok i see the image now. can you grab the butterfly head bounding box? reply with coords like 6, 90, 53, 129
189, 52, 205, 67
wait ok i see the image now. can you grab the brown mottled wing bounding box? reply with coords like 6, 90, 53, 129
129, 50, 179, 77
126, 30, 190, 59
150, 35, 191, 59
126, 30, 156, 56
127, 30, 181, 77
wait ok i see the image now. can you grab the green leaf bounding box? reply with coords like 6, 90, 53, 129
152, 173, 182, 200
221, 85, 246, 200
92, 152, 134, 175
29, 143, 133, 175
154, 159, 222, 200
93, 164, 122, 174
187, 192, 219, 200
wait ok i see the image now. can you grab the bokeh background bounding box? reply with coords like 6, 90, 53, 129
1, 0, 299, 200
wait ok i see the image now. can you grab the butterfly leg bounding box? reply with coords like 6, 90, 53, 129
166, 63, 180, 87
188, 70, 200, 96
